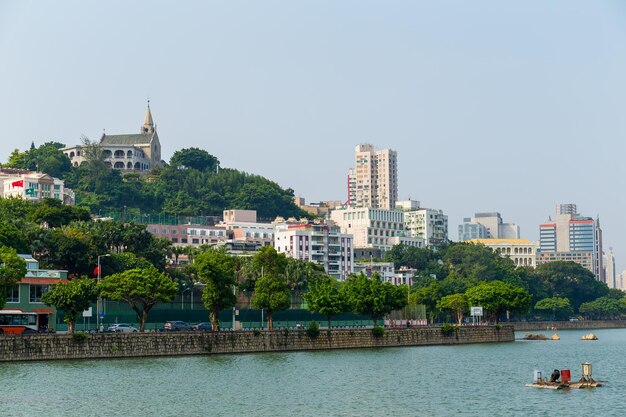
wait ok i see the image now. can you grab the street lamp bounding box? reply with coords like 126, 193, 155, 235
181, 287, 192, 310
97, 254, 111, 332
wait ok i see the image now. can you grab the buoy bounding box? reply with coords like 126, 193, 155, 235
551, 333, 560, 340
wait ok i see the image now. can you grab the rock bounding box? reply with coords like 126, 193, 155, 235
524, 333, 548, 340
581, 333, 598, 340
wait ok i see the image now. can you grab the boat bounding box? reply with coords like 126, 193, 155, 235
526, 363, 602, 389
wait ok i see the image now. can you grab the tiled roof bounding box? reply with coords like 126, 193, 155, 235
100, 133, 153, 145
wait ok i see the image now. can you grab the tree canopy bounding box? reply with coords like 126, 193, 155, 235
0, 246, 27, 309
194, 248, 237, 330
251, 274, 290, 330
342, 273, 407, 326
42, 277, 98, 334
465, 280, 531, 323
98, 266, 178, 331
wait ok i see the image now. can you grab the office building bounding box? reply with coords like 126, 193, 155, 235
458, 212, 520, 241
537, 204, 603, 280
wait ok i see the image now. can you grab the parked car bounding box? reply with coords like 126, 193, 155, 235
193, 322, 212, 331
163, 321, 193, 331
107, 323, 139, 333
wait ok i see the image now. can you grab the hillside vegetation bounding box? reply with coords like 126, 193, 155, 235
6, 142, 307, 220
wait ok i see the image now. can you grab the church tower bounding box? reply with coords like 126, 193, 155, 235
141, 102, 156, 134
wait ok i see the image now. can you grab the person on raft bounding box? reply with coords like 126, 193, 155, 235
550, 369, 561, 383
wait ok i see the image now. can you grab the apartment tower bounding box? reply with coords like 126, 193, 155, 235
347, 144, 398, 210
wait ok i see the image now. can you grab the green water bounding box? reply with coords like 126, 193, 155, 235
1, 329, 625, 417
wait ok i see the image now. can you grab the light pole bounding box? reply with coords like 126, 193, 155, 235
181, 287, 191, 309
97, 254, 111, 332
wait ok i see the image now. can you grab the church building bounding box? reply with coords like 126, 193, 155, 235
63, 104, 163, 173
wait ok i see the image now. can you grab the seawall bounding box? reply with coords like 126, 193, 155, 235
512, 320, 626, 331
0, 326, 513, 362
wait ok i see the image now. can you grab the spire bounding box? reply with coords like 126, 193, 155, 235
141, 100, 155, 133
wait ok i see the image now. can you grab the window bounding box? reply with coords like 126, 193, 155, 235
29, 284, 49, 303
6, 285, 19, 303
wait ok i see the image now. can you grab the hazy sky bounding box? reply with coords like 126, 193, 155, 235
1, 1, 626, 269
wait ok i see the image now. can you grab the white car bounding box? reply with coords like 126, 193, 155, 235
107, 323, 139, 333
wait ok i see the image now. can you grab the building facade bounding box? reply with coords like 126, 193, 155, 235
330, 207, 408, 251
274, 221, 353, 281
347, 144, 398, 210
469, 239, 537, 268
399, 204, 448, 247
63, 104, 162, 173
5, 255, 68, 331
1, 169, 74, 205
458, 212, 519, 241
353, 262, 415, 286
537, 203, 603, 280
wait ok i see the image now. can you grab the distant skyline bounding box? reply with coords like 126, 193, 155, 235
1, 1, 625, 270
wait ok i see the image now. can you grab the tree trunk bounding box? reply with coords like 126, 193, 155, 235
267, 311, 273, 330
68, 320, 75, 334
210, 310, 219, 331
327, 316, 331, 330
140, 310, 148, 332
372, 314, 378, 327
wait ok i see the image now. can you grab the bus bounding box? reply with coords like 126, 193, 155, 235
0, 310, 39, 335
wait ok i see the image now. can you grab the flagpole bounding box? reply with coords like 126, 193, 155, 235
96, 254, 110, 332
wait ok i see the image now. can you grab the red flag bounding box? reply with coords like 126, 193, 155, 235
11, 180, 23, 188
93, 266, 100, 277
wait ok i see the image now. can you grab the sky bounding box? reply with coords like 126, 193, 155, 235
1, 1, 626, 269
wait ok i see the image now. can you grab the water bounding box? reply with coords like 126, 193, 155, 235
1, 329, 625, 417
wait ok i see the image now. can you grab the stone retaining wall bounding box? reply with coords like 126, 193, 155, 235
512, 320, 626, 331
0, 326, 513, 362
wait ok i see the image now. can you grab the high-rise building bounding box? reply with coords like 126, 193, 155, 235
604, 248, 616, 288
395, 201, 448, 247
537, 204, 603, 280
347, 144, 398, 210
330, 206, 423, 251
458, 212, 520, 241
274, 220, 353, 281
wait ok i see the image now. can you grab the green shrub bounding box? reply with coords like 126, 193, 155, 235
441, 323, 459, 336
372, 326, 384, 338
306, 321, 320, 338
72, 331, 88, 342
495, 324, 502, 331
253, 329, 261, 337
283, 328, 289, 337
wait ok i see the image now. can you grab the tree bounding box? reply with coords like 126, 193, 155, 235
0, 246, 27, 309
169, 147, 219, 172
437, 293, 468, 325
285, 259, 323, 306
342, 273, 407, 326
304, 276, 346, 329
41, 277, 98, 334
579, 296, 624, 320
465, 280, 531, 323
534, 297, 573, 320
410, 281, 443, 324
251, 274, 290, 330
535, 261, 608, 311
98, 266, 178, 331
195, 248, 237, 330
